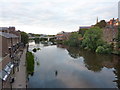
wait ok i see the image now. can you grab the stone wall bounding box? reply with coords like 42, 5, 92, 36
102, 26, 118, 43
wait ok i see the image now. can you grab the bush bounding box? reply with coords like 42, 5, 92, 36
26, 52, 34, 74
96, 44, 112, 54
96, 46, 105, 54
33, 48, 37, 52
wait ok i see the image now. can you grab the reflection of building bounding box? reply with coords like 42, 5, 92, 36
56, 31, 71, 41
0, 27, 21, 88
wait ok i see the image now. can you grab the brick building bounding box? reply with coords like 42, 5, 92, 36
0, 27, 22, 89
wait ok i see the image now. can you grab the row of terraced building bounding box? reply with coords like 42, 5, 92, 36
0, 27, 23, 89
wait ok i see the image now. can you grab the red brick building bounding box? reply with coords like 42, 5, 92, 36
0, 27, 22, 88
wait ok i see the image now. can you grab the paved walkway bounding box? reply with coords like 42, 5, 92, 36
12, 49, 27, 88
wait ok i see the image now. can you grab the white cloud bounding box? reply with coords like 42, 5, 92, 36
0, 0, 119, 34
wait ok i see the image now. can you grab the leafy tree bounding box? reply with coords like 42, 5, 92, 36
95, 20, 107, 28
82, 27, 103, 51
78, 28, 88, 37
65, 32, 82, 47
34, 38, 40, 44
96, 44, 112, 54
20, 31, 29, 46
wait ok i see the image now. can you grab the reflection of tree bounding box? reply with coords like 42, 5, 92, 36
83, 52, 104, 72
66, 46, 103, 72
66, 47, 81, 59
66, 46, 116, 72
34, 38, 40, 44
113, 58, 120, 89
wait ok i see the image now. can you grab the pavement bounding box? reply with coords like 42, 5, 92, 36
12, 48, 27, 88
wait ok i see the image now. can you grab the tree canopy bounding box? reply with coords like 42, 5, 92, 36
82, 27, 103, 51
20, 31, 29, 46
95, 20, 107, 28
64, 32, 82, 47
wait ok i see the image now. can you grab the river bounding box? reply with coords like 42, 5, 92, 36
28, 41, 120, 88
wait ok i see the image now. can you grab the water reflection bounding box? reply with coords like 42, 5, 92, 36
61, 45, 120, 88
28, 42, 120, 88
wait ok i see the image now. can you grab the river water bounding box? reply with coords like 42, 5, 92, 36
28, 41, 120, 88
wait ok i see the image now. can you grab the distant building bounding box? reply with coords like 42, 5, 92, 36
106, 18, 120, 27
56, 31, 71, 41
79, 26, 91, 29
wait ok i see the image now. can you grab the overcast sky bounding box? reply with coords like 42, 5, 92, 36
0, 0, 119, 35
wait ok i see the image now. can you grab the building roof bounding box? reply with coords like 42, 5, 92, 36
0, 27, 8, 31
0, 32, 18, 38
79, 26, 91, 29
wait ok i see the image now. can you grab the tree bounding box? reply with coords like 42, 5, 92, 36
96, 44, 112, 54
95, 20, 107, 28
78, 28, 88, 37
82, 27, 103, 51
65, 32, 82, 47
20, 31, 29, 46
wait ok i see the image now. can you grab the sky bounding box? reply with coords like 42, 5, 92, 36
0, 0, 119, 35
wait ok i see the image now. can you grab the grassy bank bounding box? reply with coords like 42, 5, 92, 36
26, 51, 34, 74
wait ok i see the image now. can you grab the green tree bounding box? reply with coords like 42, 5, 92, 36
96, 44, 112, 54
95, 20, 107, 28
78, 28, 88, 37
65, 32, 82, 47
82, 27, 103, 51
20, 31, 29, 46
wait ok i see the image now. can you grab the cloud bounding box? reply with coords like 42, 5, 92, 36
0, 0, 119, 34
